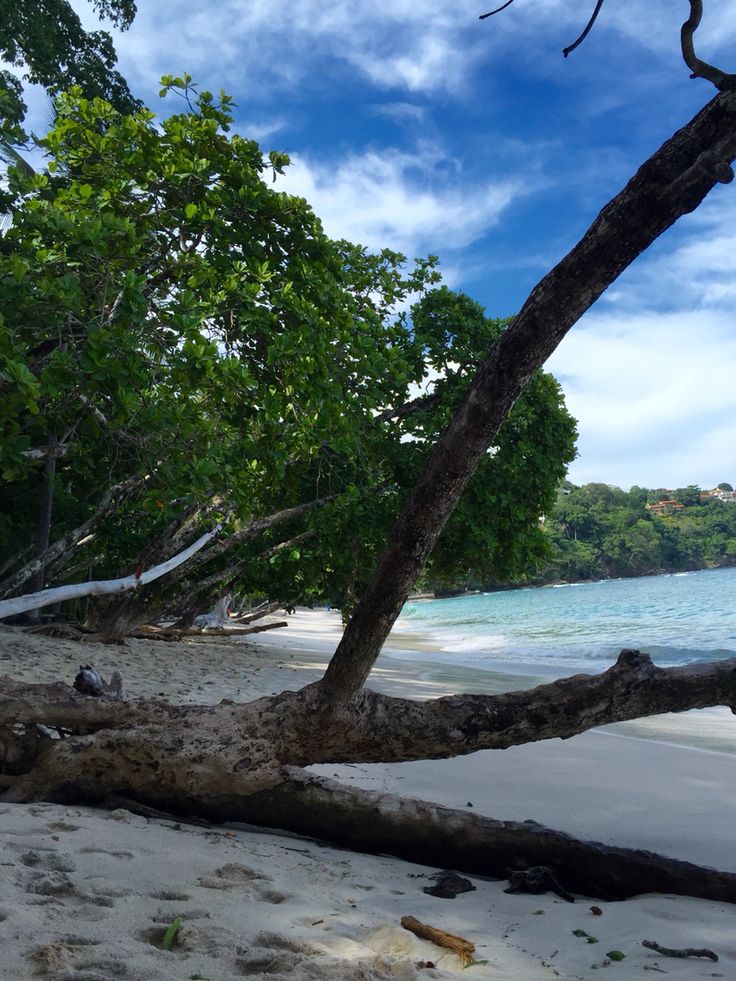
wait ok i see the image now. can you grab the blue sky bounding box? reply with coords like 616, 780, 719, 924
21, 1, 736, 489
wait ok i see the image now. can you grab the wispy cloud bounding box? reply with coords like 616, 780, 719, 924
276, 146, 523, 256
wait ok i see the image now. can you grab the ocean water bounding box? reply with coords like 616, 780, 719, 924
397, 566, 736, 674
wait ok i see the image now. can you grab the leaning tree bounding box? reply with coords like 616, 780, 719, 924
1, 2, 736, 901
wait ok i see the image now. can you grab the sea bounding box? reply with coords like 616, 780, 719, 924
396, 566, 736, 677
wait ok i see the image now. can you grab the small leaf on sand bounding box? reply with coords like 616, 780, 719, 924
606, 950, 625, 961
162, 916, 183, 950
462, 960, 489, 969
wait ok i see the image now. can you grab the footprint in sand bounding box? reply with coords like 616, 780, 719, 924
46, 821, 81, 832
236, 933, 327, 977
196, 861, 270, 890
148, 888, 191, 901
28, 936, 133, 981
21, 850, 76, 872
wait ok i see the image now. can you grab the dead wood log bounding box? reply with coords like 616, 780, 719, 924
642, 939, 718, 961
222, 769, 736, 904
131, 620, 288, 641
400, 916, 475, 965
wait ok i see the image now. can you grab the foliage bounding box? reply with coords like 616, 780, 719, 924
0, 0, 139, 145
0, 83, 577, 617
408, 288, 578, 593
540, 481, 736, 583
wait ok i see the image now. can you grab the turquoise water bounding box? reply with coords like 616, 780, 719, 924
398, 567, 736, 672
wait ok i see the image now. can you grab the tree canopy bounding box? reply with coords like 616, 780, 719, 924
0, 0, 138, 146
0, 80, 576, 625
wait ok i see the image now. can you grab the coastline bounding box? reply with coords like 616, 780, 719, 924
1, 614, 735, 979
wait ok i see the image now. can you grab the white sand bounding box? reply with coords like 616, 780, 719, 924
0, 609, 735, 980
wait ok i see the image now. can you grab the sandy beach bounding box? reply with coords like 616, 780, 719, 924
0, 609, 734, 980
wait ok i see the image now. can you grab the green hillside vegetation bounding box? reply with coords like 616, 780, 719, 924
421, 482, 736, 594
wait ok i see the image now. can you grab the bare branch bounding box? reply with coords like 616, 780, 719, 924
0, 475, 147, 600
0, 512, 230, 619
479, 0, 516, 21
562, 0, 605, 59
681, 1, 736, 91
374, 391, 441, 423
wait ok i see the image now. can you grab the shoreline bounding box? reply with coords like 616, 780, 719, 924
421, 559, 736, 599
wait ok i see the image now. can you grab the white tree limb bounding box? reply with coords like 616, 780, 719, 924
0, 514, 230, 619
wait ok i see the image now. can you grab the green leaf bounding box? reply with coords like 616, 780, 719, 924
184, 202, 198, 219
606, 951, 625, 961
161, 916, 182, 950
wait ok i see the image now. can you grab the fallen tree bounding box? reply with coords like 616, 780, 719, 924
2, 3, 736, 903
0, 649, 735, 900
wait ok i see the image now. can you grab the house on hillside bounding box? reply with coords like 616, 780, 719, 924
646, 499, 684, 515
701, 488, 736, 503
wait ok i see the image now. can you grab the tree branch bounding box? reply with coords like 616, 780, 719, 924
374, 391, 441, 423
563, 0, 605, 59
312, 651, 736, 763
0, 512, 230, 619
681, 1, 736, 91
0, 475, 147, 600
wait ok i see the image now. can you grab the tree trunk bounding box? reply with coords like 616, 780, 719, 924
229, 769, 736, 904
321, 88, 736, 704
27, 451, 56, 622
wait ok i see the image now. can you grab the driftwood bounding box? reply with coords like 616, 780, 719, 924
400, 915, 476, 965
642, 939, 718, 962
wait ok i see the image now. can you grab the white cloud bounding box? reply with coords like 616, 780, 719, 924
276, 147, 522, 256
548, 307, 736, 489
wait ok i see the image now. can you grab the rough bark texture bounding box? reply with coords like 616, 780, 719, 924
321, 88, 736, 704
230, 769, 736, 904
1, 653, 735, 903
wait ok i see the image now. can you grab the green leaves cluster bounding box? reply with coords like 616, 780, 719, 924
0, 81, 577, 611
0, 0, 138, 145
0, 81, 434, 586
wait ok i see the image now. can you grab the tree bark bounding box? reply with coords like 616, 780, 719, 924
1, 651, 735, 902
229, 769, 736, 904
321, 89, 736, 704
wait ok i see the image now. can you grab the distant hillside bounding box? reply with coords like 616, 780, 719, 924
421, 481, 736, 593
